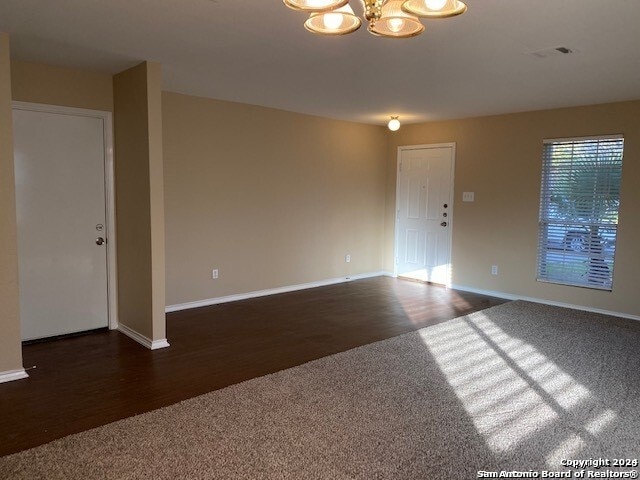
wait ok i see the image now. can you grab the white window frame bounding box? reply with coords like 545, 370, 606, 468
536, 134, 624, 291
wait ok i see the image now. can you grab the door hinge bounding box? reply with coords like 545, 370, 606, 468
399, 162, 402, 172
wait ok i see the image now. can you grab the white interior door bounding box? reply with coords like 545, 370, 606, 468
396, 145, 454, 285
13, 107, 110, 341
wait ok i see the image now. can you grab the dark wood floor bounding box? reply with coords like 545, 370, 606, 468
0, 277, 506, 457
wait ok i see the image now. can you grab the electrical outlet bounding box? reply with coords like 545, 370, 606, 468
212, 269, 219, 279
491, 265, 498, 276
345, 254, 351, 263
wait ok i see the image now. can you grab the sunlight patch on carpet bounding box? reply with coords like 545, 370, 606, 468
419, 310, 618, 463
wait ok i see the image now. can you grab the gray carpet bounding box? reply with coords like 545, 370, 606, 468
2, 301, 640, 479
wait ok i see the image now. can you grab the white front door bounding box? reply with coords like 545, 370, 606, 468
13, 106, 110, 341
396, 145, 454, 285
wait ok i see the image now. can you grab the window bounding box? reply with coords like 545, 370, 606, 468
537, 135, 624, 290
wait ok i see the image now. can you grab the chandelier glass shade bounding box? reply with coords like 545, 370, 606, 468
285, 0, 467, 38
283, 0, 349, 12
304, 5, 362, 35
401, 0, 467, 18
369, 0, 424, 38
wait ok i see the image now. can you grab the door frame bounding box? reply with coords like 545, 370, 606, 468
394, 143, 456, 285
12, 101, 119, 331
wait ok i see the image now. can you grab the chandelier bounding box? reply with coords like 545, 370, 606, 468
284, 0, 467, 39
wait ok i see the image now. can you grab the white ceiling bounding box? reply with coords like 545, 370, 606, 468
1, 0, 639, 125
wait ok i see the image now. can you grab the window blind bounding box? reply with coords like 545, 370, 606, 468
537, 136, 624, 290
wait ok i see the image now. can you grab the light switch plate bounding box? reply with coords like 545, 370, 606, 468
463, 192, 475, 202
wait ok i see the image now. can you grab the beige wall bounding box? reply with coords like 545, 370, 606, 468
11, 60, 113, 111
113, 62, 166, 341
163, 92, 388, 306
385, 100, 640, 317
6, 60, 638, 322
0, 33, 24, 374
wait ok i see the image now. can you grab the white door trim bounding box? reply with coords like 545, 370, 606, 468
394, 143, 456, 284
12, 101, 119, 331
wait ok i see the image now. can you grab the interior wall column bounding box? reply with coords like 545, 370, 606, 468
0, 32, 28, 383
113, 61, 168, 349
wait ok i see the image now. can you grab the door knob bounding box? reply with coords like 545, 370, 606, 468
440, 222, 448, 227
96, 237, 105, 246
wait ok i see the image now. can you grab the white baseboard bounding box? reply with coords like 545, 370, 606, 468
117, 323, 170, 350
166, 271, 386, 313
383, 271, 396, 277
451, 284, 640, 322
0, 369, 29, 384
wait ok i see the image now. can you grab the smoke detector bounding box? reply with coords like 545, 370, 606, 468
529, 46, 576, 58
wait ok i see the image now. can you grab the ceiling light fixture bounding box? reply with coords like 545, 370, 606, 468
284, 0, 349, 12
388, 116, 401, 131
305, 4, 362, 35
285, 0, 467, 39
402, 0, 467, 18
370, 0, 424, 38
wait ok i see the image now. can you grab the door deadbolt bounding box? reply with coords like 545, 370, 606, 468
96, 237, 105, 246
